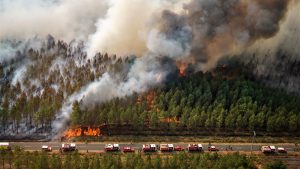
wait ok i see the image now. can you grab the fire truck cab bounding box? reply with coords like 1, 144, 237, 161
261, 146, 273, 154
160, 144, 174, 152
41, 145, 52, 152
269, 146, 276, 153
277, 147, 287, 153
208, 145, 219, 151
188, 144, 203, 152
60, 143, 77, 152
143, 144, 157, 152
174, 145, 184, 151
105, 144, 120, 152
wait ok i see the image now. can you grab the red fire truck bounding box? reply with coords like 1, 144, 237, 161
261, 146, 273, 154
41, 145, 52, 152
105, 144, 120, 152
174, 145, 184, 151
188, 144, 203, 152
143, 144, 157, 152
160, 144, 174, 152
277, 147, 287, 153
208, 145, 219, 152
60, 143, 77, 152
123, 146, 135, 153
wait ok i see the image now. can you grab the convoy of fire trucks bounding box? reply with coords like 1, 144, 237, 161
0, 142, 291, 154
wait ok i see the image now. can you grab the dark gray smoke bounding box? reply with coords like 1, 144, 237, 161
240, 0, 300, 94
179, 0, 291, 70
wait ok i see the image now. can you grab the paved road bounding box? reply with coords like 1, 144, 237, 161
9, 142, 298, 152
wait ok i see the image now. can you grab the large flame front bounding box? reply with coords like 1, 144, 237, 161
64, 127, 101, 139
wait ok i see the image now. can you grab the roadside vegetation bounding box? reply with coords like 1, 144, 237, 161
1, 148, 287, 169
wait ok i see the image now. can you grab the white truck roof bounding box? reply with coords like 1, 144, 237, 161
106, 144, 113, 148
168, 144, 174, 148
198, 144, 203, 148
70, 143, 76, 147
0, 142, 9, 146
42, 145, 49, 149
150, 144, 156, 148
261, 146, 271, 150
277, 147, 285, 151
269, 146, 276, 149
113, 144, 119, 147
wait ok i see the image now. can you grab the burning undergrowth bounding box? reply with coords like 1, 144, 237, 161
63, 126, 101, 139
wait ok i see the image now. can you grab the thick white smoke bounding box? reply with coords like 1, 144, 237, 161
0, 0, 109, 41
86, 0, 189, 57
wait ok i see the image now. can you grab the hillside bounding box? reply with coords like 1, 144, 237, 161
0, 38, 300, 138
0, 37, 132, 136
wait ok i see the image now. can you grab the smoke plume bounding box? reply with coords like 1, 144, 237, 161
0, 0, 109, 41
241, 0, 300, 93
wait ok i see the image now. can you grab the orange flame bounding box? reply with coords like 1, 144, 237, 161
83, 127, 101, 136
136, 90, 156, 109
64, 127, 101, 139
161, 117, 180, 123
176, 62, 188, 77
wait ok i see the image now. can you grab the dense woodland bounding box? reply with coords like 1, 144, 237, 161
0, 37, 131, 134
71, 71, 300, 134
0, 149, 285, 169
0, 37, 300, 136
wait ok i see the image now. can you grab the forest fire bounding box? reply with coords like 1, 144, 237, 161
136, 90, 156, 109
176, 62, 189, 77
161, 117, 180, 123
64, 127, 101, 139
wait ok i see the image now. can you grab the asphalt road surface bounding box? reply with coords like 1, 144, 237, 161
8, 142, 298, 153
